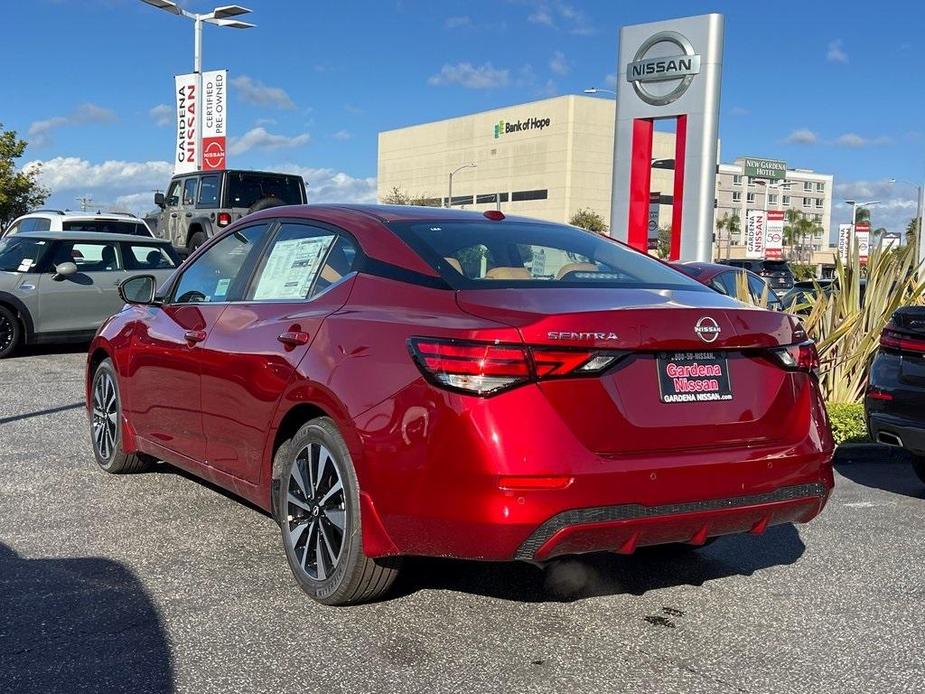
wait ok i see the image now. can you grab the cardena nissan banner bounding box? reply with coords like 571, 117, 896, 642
175, 73, 198, 174
202, 69, 227, 171
745, 210, 766, 259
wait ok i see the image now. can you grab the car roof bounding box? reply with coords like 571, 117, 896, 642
20, 210, 145, 221
249, 203, 546, 225
14, 231, 169, 243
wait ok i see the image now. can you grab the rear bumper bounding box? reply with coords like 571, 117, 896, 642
866, 412, 925, 455
517, 482, 828, 561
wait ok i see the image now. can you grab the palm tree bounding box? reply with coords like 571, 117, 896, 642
855, 207, 871, 226
783, 208, 802, 258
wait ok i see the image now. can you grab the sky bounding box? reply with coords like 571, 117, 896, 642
3, 0, 924, 234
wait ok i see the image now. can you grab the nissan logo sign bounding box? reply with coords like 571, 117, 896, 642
694, 316, 721, 343
626, 31, 701, 106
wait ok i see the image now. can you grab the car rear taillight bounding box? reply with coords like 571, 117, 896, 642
408, 338, 620, 396
217, 212, 232, 227
769, 341, 819, 373
880, 326, 925, 354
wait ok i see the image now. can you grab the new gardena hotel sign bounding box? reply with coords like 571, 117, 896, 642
611, 14, 724, 263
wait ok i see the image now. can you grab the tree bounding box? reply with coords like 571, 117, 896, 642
854, 206, 871, 226
656, 226, 672, 258
569, 207, 608, 235
0, 124, 48, 228
907, 217, 921, 244
380, 186, 440, 207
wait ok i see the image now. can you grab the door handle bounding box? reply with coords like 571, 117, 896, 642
184, 329, 208, 343
278, 331, 310, 346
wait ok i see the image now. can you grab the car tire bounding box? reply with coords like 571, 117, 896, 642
91, 358, 153, 474
187, 230, 207, 254
912, 455, 925, 486
0, 304, 21, 359
275, 416, 401, 605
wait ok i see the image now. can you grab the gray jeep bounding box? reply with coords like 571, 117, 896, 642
146, 169, 307, 256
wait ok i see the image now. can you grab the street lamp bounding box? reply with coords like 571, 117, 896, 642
583, 87, 616, 97
447, 163, 477, 208
141, 1, 254, 168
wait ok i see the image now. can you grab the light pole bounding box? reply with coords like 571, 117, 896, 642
844, 199, 879, 227
447, 163, 477, 208
141, 1, 254, 169
583, 87, 616, 97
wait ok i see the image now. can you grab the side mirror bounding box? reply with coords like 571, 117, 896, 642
154, 192, 166, 208
119, 275, 157, 305
53, 262, 78, 280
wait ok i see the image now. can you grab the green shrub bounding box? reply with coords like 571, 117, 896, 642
827, 402, 869, 444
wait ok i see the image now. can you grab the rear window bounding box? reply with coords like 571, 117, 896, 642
224, 173, 304, 208
0, 237, 49, 272
390, 220, 708, 291
62, 220, 150, 236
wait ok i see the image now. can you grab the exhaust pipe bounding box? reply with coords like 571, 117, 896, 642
877, 431, 903, 447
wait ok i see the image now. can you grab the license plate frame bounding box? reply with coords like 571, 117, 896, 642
657, 351, 733, 404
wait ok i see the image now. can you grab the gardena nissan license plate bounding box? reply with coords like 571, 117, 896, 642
656, 351, 733, 404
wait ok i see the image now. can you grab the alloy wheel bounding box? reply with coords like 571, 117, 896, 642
92, 372, 118, 461
286, 443, 346, 581
0, 314, 13, 351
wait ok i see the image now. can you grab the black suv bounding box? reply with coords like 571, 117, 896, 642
147, 170, 307, 256
721, 259, 795, 292
866, 306, 925, 485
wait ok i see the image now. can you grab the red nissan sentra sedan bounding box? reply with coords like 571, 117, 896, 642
86, 205, 834, 605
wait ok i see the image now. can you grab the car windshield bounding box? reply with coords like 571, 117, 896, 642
390, 220, 708, 291
62, 220, 150, 236
0, 237, 49, 272
224, 173, 303, 208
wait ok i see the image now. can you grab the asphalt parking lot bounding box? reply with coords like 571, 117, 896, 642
1, 347, 924, 694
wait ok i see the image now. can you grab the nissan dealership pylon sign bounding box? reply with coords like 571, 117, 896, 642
176, 69, 228, 173
610, 14, 724, 262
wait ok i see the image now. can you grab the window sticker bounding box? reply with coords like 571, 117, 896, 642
17, 259, 33, 272
253, 235, 336, 300
214, 278, 232, 298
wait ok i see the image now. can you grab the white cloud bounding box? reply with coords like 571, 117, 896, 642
255, 117, 277, 127
229, 127, 311, 155
826, 39, 848, 64
527, 2, 594, 35
603, 73, 617, 87
445, 15, 471, 28
549, 50, 569, 76
730, 106, 749, 116
331, 129, 352, 141
149, 104, 172, 127
275, 164, 377, 204
835, 132, 892, 148
833, 180, 919, 232
24, 157, 172, 192
428, 62, 510, 89
230, 75, 296, 110
784, 128, 818, 145
28, 103, 117, 146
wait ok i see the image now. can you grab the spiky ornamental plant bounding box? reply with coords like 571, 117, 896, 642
798, 239, 925, 403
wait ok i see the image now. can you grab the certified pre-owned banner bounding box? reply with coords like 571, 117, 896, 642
765, 210, 784, 260
745, 210, 766, 259
175, 73, 198, 174
202, 69, 227, 171
855, 223, 871, 266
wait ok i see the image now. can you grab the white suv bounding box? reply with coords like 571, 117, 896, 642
2, 210, 154, 238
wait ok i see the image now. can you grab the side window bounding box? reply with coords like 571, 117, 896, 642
747, 273, 770, 305
710, 271, 738, 296
121, 243, 179, 270
3, 222, 22, 236
19, 218, 51, 233
165, 181, 181, 207
198, 175, 220, 208
248, 223, 354, 301
52, 241, 121, 271
182, 178, 198, 206
172, 224, 269, 304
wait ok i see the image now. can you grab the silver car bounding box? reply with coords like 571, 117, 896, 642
0, 231, 180, 358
